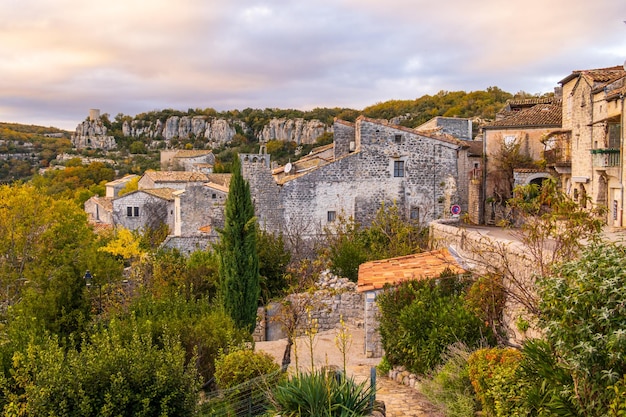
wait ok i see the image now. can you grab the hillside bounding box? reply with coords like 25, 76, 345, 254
1, 87, 551, 181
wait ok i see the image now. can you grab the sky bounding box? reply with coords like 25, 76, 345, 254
1, 0, 625, 131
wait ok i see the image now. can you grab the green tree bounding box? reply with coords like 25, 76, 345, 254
258, 228, 291, 303
217, 155, 260, 333
0, 183, 104, 340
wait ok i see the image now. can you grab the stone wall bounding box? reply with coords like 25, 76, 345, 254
254, 274, 364, 342
112, 191, 174, 233
429, 220, 543, 343
174, 185, 226, 238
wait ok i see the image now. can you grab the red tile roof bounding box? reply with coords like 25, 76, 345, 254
484, 101, 562, 129
142, 170, 209, 183
560, 66, 626, 85
357, 248, 466, 293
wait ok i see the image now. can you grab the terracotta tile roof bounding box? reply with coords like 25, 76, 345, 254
106, 174, 139, 187
560, 66, 626, 85
484, 101, 562, 129
92, 196, 113, 211
463, 140, 483, 157
142, 188, 176, 201
206, 173, 232, 188
357, 248, 466, 293
333, 118, 355, 127
606, 84, 626, 101
505, 97, 554, 109
174, 150, 213, 158
143, 171, 209, 183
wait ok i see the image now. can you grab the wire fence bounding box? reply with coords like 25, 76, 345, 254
198, 367, 377, 417
198, 370, 283, 417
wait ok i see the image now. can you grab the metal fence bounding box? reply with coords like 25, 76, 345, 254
198, 370, 282, 417
198, 368, 377, 417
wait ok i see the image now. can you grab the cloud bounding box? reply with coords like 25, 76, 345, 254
1, 0, 625, 129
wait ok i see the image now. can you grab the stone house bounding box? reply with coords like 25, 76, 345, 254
137, 170, 209, 190
84, 195, 113, 225
112, 188, 176, 232
84, 175, 138, 227
105, 174, 139, 198
415, 116, 473, 141
160, 149, 215, 172
242, 116, 473, 236
173, 175, 232, 237
559, 65, 626, 226
479, 99, 563, 224
357, 248, 466, 357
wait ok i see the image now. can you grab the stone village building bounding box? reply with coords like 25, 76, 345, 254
559, 65, 626, 227
239, 116, 475, 238
472, 65, 626, 227
85, 115, 479, 254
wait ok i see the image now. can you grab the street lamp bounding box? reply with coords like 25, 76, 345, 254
84, 270, 102, 314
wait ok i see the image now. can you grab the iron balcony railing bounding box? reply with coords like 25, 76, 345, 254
591, 148, 621, 168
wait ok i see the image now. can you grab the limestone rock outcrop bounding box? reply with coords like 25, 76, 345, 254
259, 118, 329, 144
122, 116, 240, 146
71, 118, 116, 150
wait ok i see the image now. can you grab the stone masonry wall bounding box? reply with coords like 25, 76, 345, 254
429, 220, 543, 344
254, 274, 364, 342
175, 185, 225, 237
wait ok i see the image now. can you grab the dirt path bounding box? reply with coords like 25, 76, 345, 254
255, 325, 443, 417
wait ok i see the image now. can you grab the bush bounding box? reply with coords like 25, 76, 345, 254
535, 241, 626, 415
420, 344, 477, 417
214, 349, 280, 389
270, 370, 373, 417
0, 319, 200, 416
467, 347, 525, 417
377, 275, 494, 374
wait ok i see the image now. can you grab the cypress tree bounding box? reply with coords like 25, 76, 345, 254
218, 155, 260, 333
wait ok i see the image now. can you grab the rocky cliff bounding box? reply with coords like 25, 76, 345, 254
70, 110, 333, 151
122, 116, 242, 147
122, 116, 331, 145
71, 119, 116, 150
258, 118, 330, 144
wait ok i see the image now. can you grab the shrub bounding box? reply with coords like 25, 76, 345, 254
535, 241, 626, 415
214, 349, 280, 389
270, 369, 373, 417
0, 319, 200, 416
467, 347, 525, 417
420, 343, 477, 417
377, 275, 494, 374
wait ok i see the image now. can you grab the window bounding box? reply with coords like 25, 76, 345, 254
394, 134, 403, 143
608, 123, 621, 149
410, 207, 419, 221
126, 206, 133, 217
393, 160, 405, 177
134, 207, 139, 217
212, 193, 217, 199
327, 211, 336, 222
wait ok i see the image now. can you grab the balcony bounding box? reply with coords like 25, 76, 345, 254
591, 148, 620, 168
